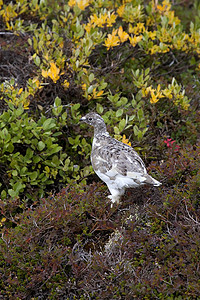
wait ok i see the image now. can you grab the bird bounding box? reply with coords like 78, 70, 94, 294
80, 112, 161, 205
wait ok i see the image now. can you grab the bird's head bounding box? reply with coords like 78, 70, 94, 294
80, 112, 104, 127
80, 112, 108, 134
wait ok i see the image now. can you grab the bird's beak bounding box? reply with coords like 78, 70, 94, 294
80, 116, 86, 122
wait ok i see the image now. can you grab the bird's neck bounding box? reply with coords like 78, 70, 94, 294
92, 128, 110, 149
94, 124, 108, 136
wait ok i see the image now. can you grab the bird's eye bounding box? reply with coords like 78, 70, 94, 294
88, 117, 93, 121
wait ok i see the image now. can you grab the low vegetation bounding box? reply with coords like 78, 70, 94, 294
0, 0, 199, 298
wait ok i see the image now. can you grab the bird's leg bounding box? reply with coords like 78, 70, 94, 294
107, 187, 122, 207
108, 194, 120, 202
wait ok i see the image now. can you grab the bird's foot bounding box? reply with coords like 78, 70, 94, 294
108, 195, 121, 207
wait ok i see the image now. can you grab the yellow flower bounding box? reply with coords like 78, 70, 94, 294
129, 35, 143, 47
143, 84, 164, 104
63, 80, 70, 89
155, 84, 163, 96
122, 134, 131, 146
84, 21, 94, 32
2, 4, 18, 22
41, 69, 48, 78
104, 29, 120, 50
88, 88, 104, 100
167, 11, 180, 25
117, 5, 125, 17
42, 62, 64, 83
157, 0, 171, 12
68, 0, 76, 7
150, 84, 164, 104
82, 83, 87, 91
162, 88, 173, 99
118, 26, 129, 43
149, 44, 160, 54
129, 23, 145, 34
23, 101, 30, 110
77, 0, 90, 10
32, 77, 42, 89
18, 88, 23, 95
142, 86, 155, 97
150, 92, 159, 104
182, 103, 190, 110
149, 43, 169, 54
106, 12, 117, 27
0, 217, 6, 227
96, 90, 104, 97
59, 41, 64, 48
147, 31, 157, 40
90, 13, 107, 27
68, 0, 90, 10
89, 12, 116, 28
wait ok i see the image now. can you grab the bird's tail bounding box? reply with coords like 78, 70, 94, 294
143, 174, 162, 186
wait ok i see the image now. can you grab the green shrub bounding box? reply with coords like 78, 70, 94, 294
0, 102, 76, 199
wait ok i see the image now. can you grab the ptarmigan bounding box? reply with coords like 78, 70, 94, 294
80, 112, 161, 205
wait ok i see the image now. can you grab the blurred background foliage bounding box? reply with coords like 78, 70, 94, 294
0, 0, 199, 298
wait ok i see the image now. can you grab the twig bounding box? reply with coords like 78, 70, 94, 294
0, 32, 15, 35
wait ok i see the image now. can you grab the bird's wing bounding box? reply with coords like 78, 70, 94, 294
91, 140, 147, 177
117, 149, 147, 175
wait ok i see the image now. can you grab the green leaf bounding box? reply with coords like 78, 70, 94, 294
16, 106, 24, 117
137, 108, 144, 121
38, 141, 45, 151
33, 156, 41, 163
54, 96, 61, 107
61, 111, 67, 121
12, 170, 18, 176
29, 171, 38, 181
119, 119, 126, 132
72, 103, 80, 111
47, 145, 62, 155
25, 148, 34, 160
1, 190, 6, 199
87, 85, 94, 93
116, 109, 123, 118
120, 97, 128, 106
114, 126, 120, 134
28, 38, 32, 46
96, 103, 104, 114
1, 111, 10, 122
137, 130, 143, 140
108, 93, 120, 103
131, 98, 136, 107
8, 182, 25, 197
20, 167, 28, 175
43, 118, 55, 131
13, 181, 25, 193
1, 128, 8, 139
89, 73, 95, 83
6, 143, 14, 153
35, 55, 41, 66
145, 68, 150, 76
133, 125, 139, 136
68, 137, 75, 145
8, 189, 17, 198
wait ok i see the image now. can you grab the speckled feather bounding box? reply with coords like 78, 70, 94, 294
80, 112, 161, 205
91, 133, 146, 176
